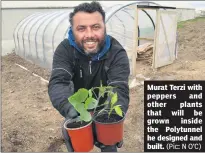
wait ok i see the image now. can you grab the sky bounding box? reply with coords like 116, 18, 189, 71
2, 1, 205, 10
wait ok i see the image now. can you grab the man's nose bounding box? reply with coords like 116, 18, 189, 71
85, 28, 94, 38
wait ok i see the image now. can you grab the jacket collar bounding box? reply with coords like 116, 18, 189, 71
68, 27, 111, 61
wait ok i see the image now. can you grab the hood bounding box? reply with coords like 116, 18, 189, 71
68, 27, 111, 61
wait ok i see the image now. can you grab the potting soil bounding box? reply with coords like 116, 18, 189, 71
95, 114, 123, 123
66, 121, 91, 128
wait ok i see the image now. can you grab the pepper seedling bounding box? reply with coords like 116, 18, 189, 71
93, 83, 123, 118
68, 83, 123, 122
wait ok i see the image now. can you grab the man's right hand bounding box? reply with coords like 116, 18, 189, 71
66, 107, 78, 119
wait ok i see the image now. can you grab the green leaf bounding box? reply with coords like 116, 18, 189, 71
80, 111, 92, 122
88, 89, 93, 97
76, 88, 89, 102
99, 86, 106, 98
114, 105, 123, 117
105, 86, 115, 90
88, 98, 98, 109
93, 86, 115, 91
75, 103, 86, 114
104, 101, 109, 105
94, 101, 109, 109
85, 97, 98, 110
108, 91, 114, 98
68, 88, 89, 108
68, 96, 78, 108
84, 97, 92, 110
109, 107, 114, 117
111, 93, 118, 107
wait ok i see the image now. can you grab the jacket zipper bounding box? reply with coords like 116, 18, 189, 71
80, 65, 83, 78
89, 60, 92, 75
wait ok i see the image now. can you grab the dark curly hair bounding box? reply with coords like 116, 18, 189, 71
69, 1, 105, 26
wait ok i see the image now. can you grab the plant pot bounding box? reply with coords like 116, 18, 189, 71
64, 118, 94, 152
93, 111, 125, 145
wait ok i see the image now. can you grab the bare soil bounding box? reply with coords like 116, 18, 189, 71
2, 19, 205, 152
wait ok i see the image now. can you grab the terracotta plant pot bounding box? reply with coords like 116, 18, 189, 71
64, 118, 94, 152
93, 111, 125, 145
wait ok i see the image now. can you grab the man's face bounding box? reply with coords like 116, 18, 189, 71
72, 11, 106, 55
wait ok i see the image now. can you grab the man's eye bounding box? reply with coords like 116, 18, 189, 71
93, 26, 100, 30
77, 27, 85, 31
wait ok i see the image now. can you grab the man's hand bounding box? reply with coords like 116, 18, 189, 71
94, 140, 123, 152
94, 140, 123, 149
66, 107, 78, 119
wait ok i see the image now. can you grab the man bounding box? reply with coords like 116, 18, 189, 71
48, 1, 130, 152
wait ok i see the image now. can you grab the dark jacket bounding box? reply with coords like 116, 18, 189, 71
48, 35, 130, 118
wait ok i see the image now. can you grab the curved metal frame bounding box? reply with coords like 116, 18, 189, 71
34, 11, 64, 61
32, 12, 56, 59
104, 2, 160, 47
105, 4, 133, 46
28, 11, 61, 59
22, 13, 49, 58
41, 11, 67, 62
25, 12, 55, 58
63, 26, 70, 40
113, 14, 126, 44
13, 13, 39, 54
105, 1, 160, 22
50, 13, 70, 53
120, 9, 134, 46
105, 1, 161, 47
138, 9, 155, 45
142, 9, 155, 29
16, 13, 41, 54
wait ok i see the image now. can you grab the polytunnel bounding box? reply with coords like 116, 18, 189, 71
13, 1, 178, 76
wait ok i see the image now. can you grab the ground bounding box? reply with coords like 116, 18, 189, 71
1, 17, 205, 152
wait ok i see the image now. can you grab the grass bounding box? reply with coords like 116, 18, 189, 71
177, 17, 205, 29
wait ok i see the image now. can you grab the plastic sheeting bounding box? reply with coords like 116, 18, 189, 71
14, 10, 72, 68
176, 8, 196, 22
153, 10, 178, 68
13, 1, 179, 76
14, 2, 161, 71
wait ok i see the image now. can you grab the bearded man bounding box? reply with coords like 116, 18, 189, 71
48, 1, 130, 152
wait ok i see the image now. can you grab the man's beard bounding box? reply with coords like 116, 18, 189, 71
83, 38, 103, 55
75, 32, 106, 56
